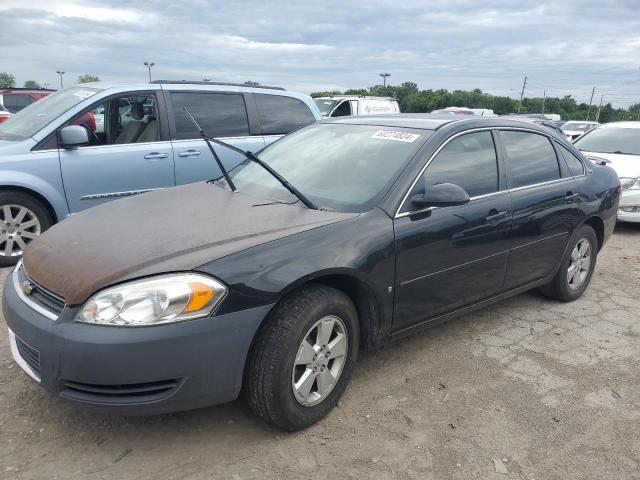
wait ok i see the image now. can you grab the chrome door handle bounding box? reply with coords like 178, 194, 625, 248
144, 152, 168, 160
178, 150, 202, 157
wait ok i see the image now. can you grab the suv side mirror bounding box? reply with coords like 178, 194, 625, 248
59, 125, 89, 149
411, 183, 470, 208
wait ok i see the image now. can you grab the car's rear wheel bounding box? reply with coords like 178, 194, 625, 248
539, 224, 598, 302
0, 191, 53, 267
245, 284, 359, 430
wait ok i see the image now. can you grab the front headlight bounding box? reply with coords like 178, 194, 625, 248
75, 273, 227, 326
619, 177, 640, 190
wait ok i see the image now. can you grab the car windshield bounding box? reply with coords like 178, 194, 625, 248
562, 122, 593, 132
0, 86, 102, 141
227, 123, 430, 212
574, 127, 640, 156
314, 99, 339, 116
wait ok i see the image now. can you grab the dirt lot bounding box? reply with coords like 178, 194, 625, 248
1, 224, 639, 480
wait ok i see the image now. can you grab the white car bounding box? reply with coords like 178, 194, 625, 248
573, 121, 640, 222
562, 121, 599, 141
314, 96, 400, 117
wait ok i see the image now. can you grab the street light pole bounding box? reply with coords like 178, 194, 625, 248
144, 62, 155, 82
56, 70, 65, 89
379, 73, 391, 88
517, 76, 527, 113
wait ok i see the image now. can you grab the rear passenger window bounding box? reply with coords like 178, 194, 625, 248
414, 131, 499, 199
558, 144, 585, 176
254, 94, 316, 135
171, 92, 249, 139
500, 131, 560, 188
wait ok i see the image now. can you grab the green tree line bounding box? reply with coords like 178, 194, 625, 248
311, 82, 640, 123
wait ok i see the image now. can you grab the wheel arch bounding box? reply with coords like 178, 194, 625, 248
273, 269, 386, 350
0, 185, 59, 223
582, 215, 604, 251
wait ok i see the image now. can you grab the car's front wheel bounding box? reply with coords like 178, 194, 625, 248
0, 191, 53, 267
245, 284, 359, 430
540, 224, 598, 301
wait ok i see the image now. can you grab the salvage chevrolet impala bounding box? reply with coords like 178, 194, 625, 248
3, 116, 620, 430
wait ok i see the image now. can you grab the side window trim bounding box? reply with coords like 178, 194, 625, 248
32, 90, 162, 151
395, 127, 501, 218
552, 140, 586, 178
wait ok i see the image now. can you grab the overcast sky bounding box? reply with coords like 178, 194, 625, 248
1, 0, 639, 107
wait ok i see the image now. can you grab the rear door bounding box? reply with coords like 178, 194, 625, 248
497, 129, 580, 289
167, 90, 265, 185
393, 130, 512, 331
254, 93, 317, 146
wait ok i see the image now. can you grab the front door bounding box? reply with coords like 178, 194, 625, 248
393, 130, 512, 331
59, 91, 175, 212
167, 91, 265, 185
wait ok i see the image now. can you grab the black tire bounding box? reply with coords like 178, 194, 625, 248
0, 191, 53, 267
539, 225, 598, 302
245, 284, 359, 430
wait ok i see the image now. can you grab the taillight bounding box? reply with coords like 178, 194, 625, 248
0, 114, 10, 123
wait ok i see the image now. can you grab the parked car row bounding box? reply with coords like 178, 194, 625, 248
573, 121, 640, 223
0, 81, 321, 265
0, 88, 54, 114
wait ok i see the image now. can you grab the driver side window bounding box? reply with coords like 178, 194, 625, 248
65, 93, 159, 146
402, 131, 499, 213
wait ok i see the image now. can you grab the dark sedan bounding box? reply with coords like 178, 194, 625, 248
3, 116, 620, 430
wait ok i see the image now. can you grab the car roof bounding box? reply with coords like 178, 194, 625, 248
321, 114, 560, 132
599, 121, 640, 129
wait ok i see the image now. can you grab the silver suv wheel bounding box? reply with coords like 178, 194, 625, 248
0, 204, 42, 258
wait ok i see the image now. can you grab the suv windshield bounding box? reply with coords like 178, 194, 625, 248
0, 87, 102, 141
574, 127, 640, 156
314, 99, 339, 116
227, 123, 429, 212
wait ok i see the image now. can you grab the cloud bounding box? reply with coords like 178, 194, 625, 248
0, 0, 639, 106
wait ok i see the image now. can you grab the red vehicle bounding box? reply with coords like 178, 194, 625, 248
0, 104, 10, 123
0, 88, 55, 114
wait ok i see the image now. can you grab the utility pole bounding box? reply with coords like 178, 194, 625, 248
379, 73, 391, 88
595, 94, 604, 123
144, 62, 155, 82
517, 76, 527, 113
541, 90, 546, 115
586, 86, 595, 121
56, 70, 65, 89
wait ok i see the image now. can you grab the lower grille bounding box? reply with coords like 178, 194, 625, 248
15, 336, 40, 375
59, 379, 181, 404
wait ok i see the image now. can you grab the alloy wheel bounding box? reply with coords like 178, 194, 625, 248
0, 204, 41, 258
291, 315, 348, 406
567, 237, 591, 290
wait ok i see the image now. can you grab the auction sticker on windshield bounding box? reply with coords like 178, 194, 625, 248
74, 90, 97, 99
371, 130, 420, 143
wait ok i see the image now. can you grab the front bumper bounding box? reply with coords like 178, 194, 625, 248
618, 189, 640, 223
3, 270, 272, 414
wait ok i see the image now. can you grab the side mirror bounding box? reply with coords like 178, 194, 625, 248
59, 125, 89, 149
411, 183, 470, 208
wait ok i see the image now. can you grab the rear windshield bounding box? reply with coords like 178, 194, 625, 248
0, 87, 102, 141
574, 127, 640, 156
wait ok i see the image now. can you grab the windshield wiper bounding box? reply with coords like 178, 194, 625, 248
183, 107, 317, 210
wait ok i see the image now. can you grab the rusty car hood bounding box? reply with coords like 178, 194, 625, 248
23, 182, 357, 305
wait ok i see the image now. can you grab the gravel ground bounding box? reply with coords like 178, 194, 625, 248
1, 223, 639, 480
